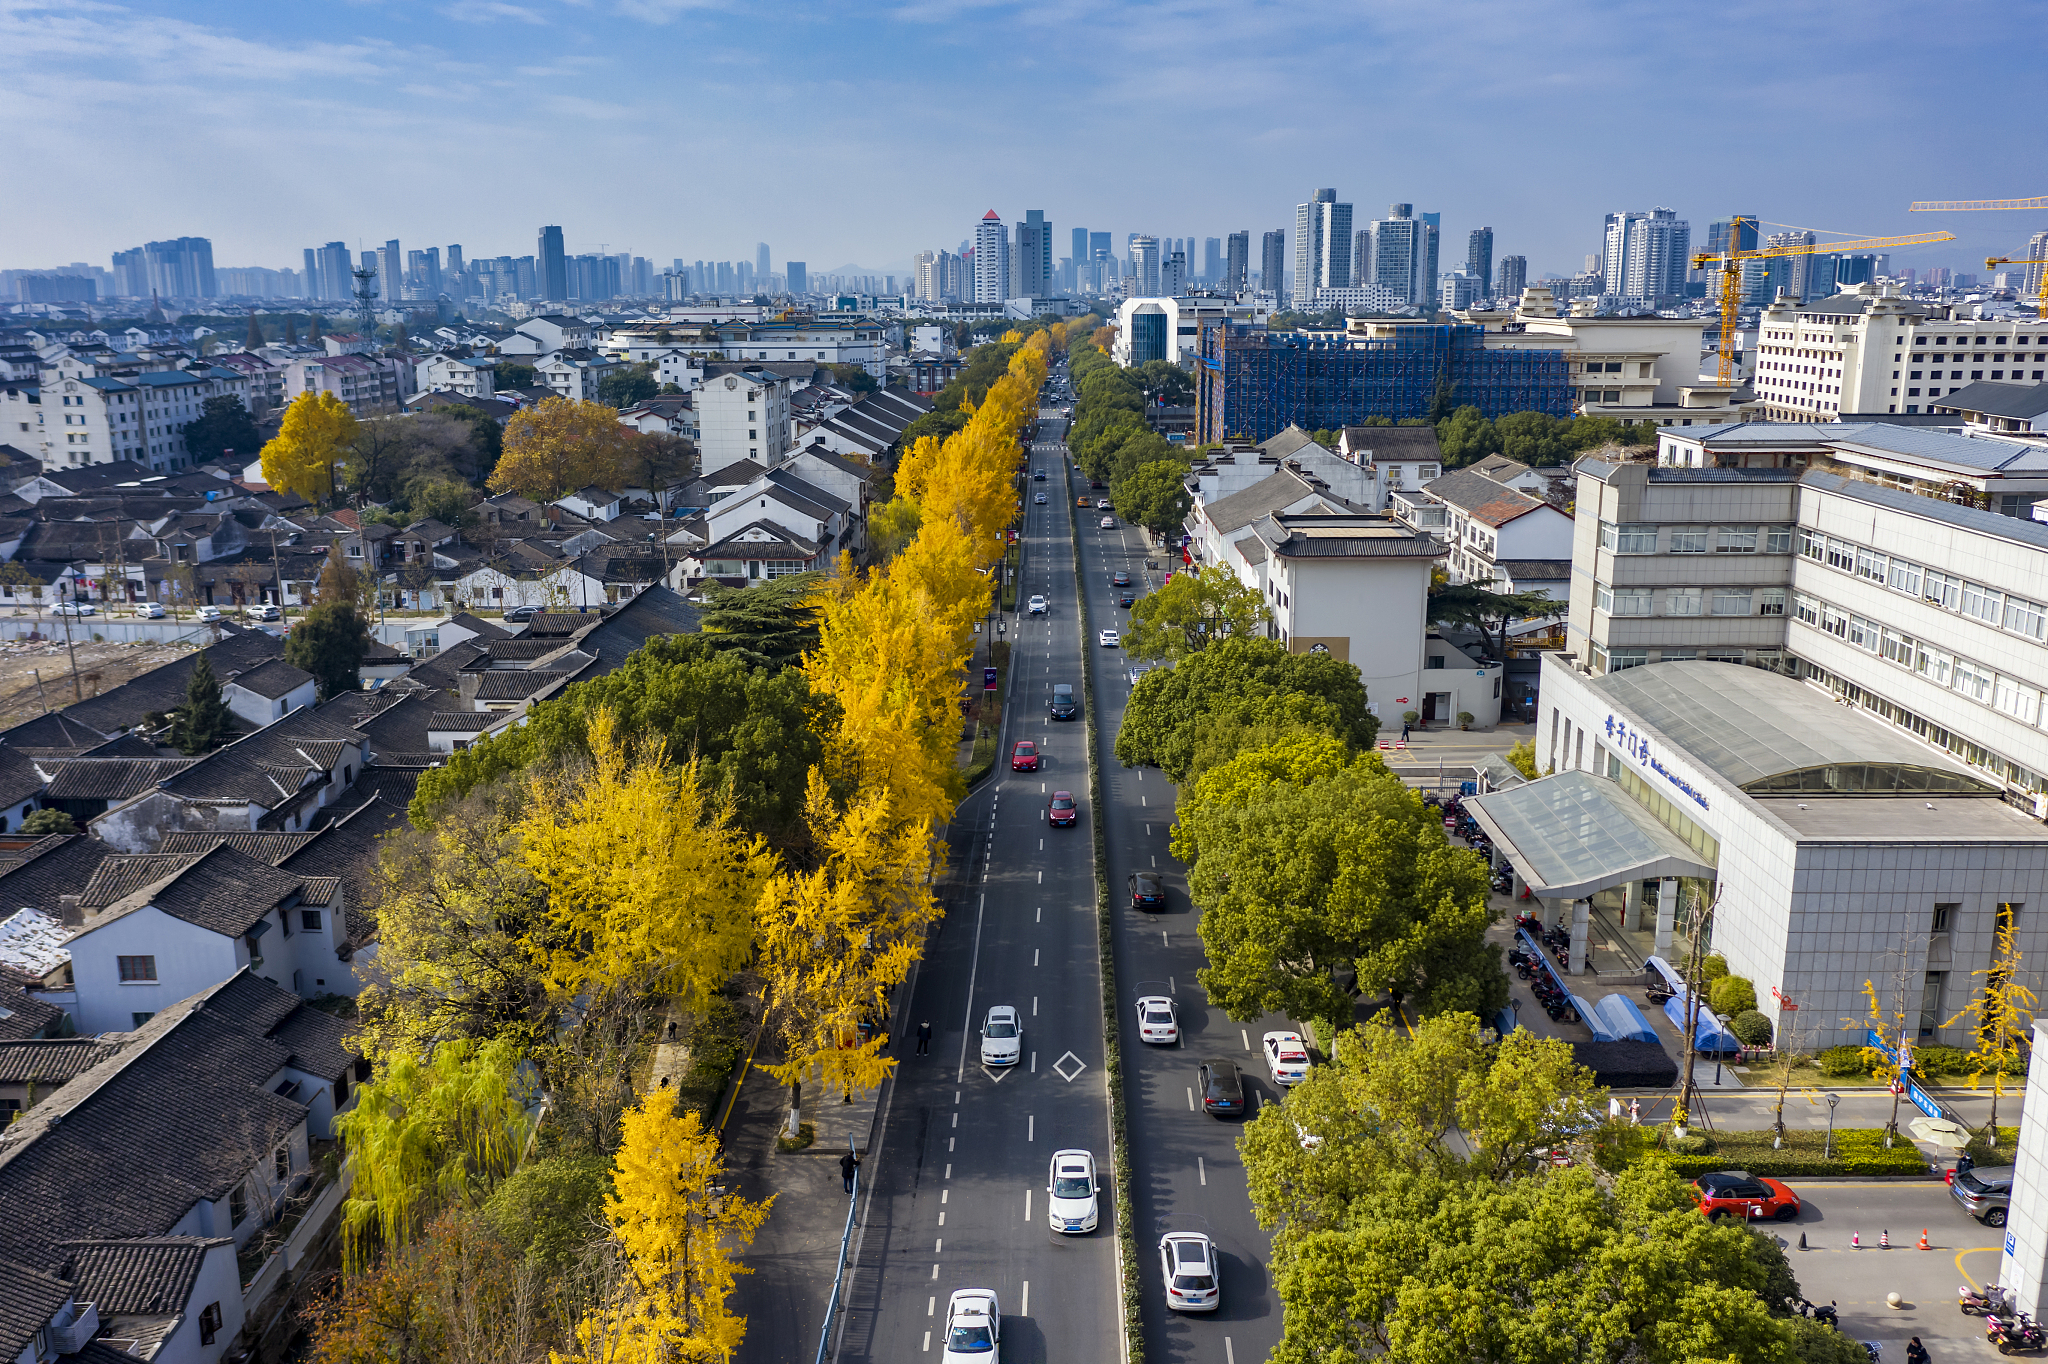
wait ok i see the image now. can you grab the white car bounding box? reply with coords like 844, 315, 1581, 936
1027, 595, 1047, 616
1134, 995, 1179, 1045
1263, 1031, 1311, 1086
50, 602, 94, 617
197, 605, 223, 621
942, 1289, 1000, 1361
1098, 629, 1120, 647
1034, 491, 1047, 504
1099, 515, 1115, 529
1046, 1149, 1099, 1234
1159, 1232, 1220, 1312
979, 1004, 1021, 1066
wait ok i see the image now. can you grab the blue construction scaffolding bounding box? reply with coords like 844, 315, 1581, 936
1197, 321, 1571, 444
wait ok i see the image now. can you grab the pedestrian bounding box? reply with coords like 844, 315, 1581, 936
840, 1149, 860, 1194
1956, 1150, 1976, 1177
1906, 1337, 1929, 1364
1401, 720, 1412, 742
916, 1020, 933, 1055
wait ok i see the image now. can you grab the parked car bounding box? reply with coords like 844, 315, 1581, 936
254, 603, 281, 621
1262, 1031, 1311, 1086
1048, 791, 1078, 827
197, 605, 223, 621
1954, 1164, 2013, 1227
50, 602, 95, 617
133, 602, 164, 619
1159, 1233, 1220, 1312
1011, 741, 1040, 772
1046, 1149, 1099, 1234
1693, 1171, 1801, 1222
1129, 871, 1165, 910
503, 605, 539, 622
1197, 1059, 1245, 1116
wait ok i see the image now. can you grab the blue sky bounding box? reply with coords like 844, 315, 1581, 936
4, 0, 2043, 282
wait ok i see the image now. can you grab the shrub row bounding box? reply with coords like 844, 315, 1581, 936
675, 995, 749, 1128
1075, 468, 1146, 1364
1814, 1042, 2027, 1079
1610, 1126, 1933, 1179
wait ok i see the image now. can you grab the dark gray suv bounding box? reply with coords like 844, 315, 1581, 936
1051, 684, 1078, 720
1953, 1164, 2013, 1226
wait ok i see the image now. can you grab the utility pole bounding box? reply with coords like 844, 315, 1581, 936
1672, 884, 1718, 1138
265, 524, 288, 624
54, 578, 82, 703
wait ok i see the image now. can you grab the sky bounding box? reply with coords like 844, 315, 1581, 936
4, 0, 2045, 284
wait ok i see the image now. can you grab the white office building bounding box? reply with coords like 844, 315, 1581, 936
974, 212, 1011, 305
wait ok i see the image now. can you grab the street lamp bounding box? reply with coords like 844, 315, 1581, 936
1824, 1092, 1840, 1160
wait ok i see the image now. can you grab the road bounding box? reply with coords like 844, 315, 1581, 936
1073, 423, 1293, 1364
834, 400, 1115, 1363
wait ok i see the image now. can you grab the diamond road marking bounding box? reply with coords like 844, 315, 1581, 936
1052, 1051, 1087, 1083
982, 1065, 1011, 1083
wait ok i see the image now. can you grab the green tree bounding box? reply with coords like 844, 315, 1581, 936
1427, 580, 1563, 662
1132, 359, 1193, 405
169, 652, 234, 754
597, 361, 659, 409
699, 572, 823, 670
286, 602, 371, 700
1566, 413, 1628, 451
867, 496, 923, 561
19, 808, 77, 836
1123, 563, 1266, 662
432, 403, 504, 483
1115, 636, 1377, 782
1493, 410, 1574, 465
898, 408, 970, 450
1434, 405, 1500, 466
1183, 739, 1503, 1034
479, 1153, 608, 1273
1426, 370, 1457, 422
826, 362, 879, 395
494, 362, 536, 391
1111, 458, 1193, 542
181, 395, 263, 464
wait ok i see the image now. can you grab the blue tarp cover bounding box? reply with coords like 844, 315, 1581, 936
1591, 993, 1660, 1045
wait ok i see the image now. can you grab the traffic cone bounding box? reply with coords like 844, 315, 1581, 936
1918, 1229, 1930, 1250
1881, 1229, 1891, 1250
1798, 1233, 1808, 1251
1852, 1231, 1861, 1249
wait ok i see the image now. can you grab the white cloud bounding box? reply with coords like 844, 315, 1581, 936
440, 0, 547, 23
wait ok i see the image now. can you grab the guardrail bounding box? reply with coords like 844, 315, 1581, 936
814, 1155, 860, 1364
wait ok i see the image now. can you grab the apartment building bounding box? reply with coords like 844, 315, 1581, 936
280, 353, 412, 416
697, 369, 793, 474
1748, 283, 2048, 420
415, 352, 496, 400
1569, 424, 2048, 808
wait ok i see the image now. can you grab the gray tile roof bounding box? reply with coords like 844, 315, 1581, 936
0, 746, 44, 811
1804, 471, 2048, 554
220, 658, 314, 701
156, 831, 317, 865
1930, 379, 2048, 421
0, 630, 284, 751
1421, 467, 1552, 526
429, 712, 497, 732
80, 845, 307, 938
0, 981, 64, 1041
0, 1038, 124, 1085
1201, 468, 1360, 535
43, 759, 197, 804
154, 702, 366, 808
0, 835, 119, 918
280, 795, 410, 948
0, 1255, 72, 1361
57, 1237, 224, 1315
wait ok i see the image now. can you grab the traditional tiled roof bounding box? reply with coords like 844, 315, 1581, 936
79, 845, 307, 938
220, 657, 314, 701
0, 1255, 72, 1362
0, 630, 283, 750
0, 836, 119, 917
155, 831, 317, 865
42, 759, 197, 803
58, 1237, 224, 1315
0, 980, 64, 1041
0, 1038, 124, 1085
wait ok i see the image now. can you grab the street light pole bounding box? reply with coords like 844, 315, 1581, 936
1824, 1092, 1840, 1160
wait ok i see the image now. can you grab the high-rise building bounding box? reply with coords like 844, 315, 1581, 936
539, 226, 568, 301
1292, 189, 1353, 307
974, 211, 1011, 303
1203, 237, 1222, 285
115, 238, 216, 300
377, 239, 401, 311
1363, 205, 1429, 309
447, 245, 464, 279
301, 248, 320, 300
1015, 210, 1051, 298
787, 261, 808, 294
407, 247, 441, 299
1497, 254, 1528, 301
757, 243, 771, 282
1601, 208, 1690, 301
1467, 227, 1494, 298
1161, 249, 1185, 297
1260, 229, 1286, 296
1130, 236, 1160, 296
2025, 232, 2048, 300
1225, 232, 1249, 294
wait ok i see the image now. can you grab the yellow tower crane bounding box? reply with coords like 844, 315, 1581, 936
1691, 219, 1958, 384
1911, 195, 2048, 314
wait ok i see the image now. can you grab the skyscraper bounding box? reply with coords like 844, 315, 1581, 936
1602, 208, 1690, 300
757, 243, 771, 282
1225, 232, 1249, 294
1130, 236, 1160, 296
1260, 229, 1285, 297
2026, 232, 2048, 300
1364, 205, 1428, 309
1497, 254, 1527, 302
119, 237, 216, 300
974, 211, 1011, 303
1292, 189, 1352, 307
1015, 210, 1051, 298
539, 226, 567, 301
1467, 227, 1494, 298
379, 240, 402, 312
1161, 248, 1185, 297
1203, 237, 1222, 285
787, 261, 808, 294
447, 244, 464, 278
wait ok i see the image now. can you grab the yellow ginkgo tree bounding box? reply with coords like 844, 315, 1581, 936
1946, 910, 2038, 1147
756, 772, 943, 1123
260, 390, 358, 503
559, 1095, 771, 1364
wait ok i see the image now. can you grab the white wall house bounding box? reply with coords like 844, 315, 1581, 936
414, 352, 496, 400
697, 370, 793, 475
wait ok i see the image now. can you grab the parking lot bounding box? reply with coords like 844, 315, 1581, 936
1762, 1181, 2005, 1358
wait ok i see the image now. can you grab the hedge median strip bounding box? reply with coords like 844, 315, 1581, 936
1074, 467, 1146, 1364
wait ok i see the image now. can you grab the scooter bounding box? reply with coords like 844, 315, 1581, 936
1962, 1282, 2005, 1316
1988, 1312, 2047, 1353
1788, 1298, 1841, 1329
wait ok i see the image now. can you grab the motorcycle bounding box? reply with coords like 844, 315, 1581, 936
1788, 1298, 1840, 1329
1989, 1312, 2048, 1353
1962, 1282, 2005, 1316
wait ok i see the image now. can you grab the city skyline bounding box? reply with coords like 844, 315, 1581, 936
2, 0, 2039, 280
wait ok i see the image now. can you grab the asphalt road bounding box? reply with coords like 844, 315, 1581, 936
1074, 433, 1293, 1364
834, 396, 1115, 1363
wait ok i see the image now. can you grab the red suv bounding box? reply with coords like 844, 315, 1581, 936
1048, 791, 1077, 826
1693, 1171, 1800, 1222
1011, 741, 1040, 772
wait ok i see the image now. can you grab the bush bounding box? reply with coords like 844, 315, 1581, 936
480, 1154, 607, 1271
1913, 1043, 2026, 1079
672, 996, 749, 1127
1670, 1133, 1717, 1155
1816, 1045, 1869, 1077
1709, 975, 1757, 1016
1729, 1010, 1773, 1047
1643, 1126, 1930, 1179
1699, 953, 1729, 985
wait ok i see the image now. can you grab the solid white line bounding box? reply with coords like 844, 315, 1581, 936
1242, 1029, 1250, 1051
1022, 1281, 1029, 1317
1198, 1157, 1207, 1186
956, 891, 987, 1083
1187, 1087, 1195, 1111
1028, 1114, 1035, 1141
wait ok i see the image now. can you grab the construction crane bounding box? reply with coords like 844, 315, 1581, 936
1911, 193, 2048, 318
1985, 256, 2048, 315
1690, 218, 1958, 384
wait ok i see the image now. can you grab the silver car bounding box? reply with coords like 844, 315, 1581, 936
1954, 1164, 2013, 1226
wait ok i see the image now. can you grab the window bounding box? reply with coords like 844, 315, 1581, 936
118, 954, 157, 982
1611, 589, 1653, 616
229, 1183, 248, 1226
1715, 526, 1758, 553
1793, 593, 1820, 625
1758, 588, 1786, 616
1711, 588, 1752, 616
1887, 558, 1923, 596
1855, 547, 1888, 582
1916, 647, 1953, 687
275, 1144, 291, 1180
1821, 604, 1850, 638
2004, 596, 2048, 641
301, 909, 323, 932
1963, 581, 2004, 625
1799, 528, 1826, 561
1954, 656, 1994, 703
1764, 525, 1793, 554
1595, 584, 1613, 614
1920, 970, 1948, 1040
1996, 676, 2039, 725
1924, 569, 1962, 611
131, 1011, 155, 1027
1608, 650, 1648, 671
1426, 655, 1446, 669
1598, 521, 1617, 551
1879, 628, 1915, 666
1668, 528, 1708, 554
1931, 903, 1957, 933
199, 1303, 223, 1347
1615, 523, 1657, 554
1825, 537, 1855, 571
1665, 588, 1703, 616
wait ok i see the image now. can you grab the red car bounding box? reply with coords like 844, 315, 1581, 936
1048, 791, 1077, 826
1011, 741, 1040, 772
1692, 1171, 1800, 1222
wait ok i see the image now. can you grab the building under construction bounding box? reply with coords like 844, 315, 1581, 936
1195, 321, 1571, 443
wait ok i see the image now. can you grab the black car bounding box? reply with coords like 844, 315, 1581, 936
1111, 570, 1131, 587
1051, 683, 1078, 720
1118, 592, 1135, 608
1198, 1060, 1245, 1116
1033, 470, 1048, 481
1129, 871, 1165, 910
503, 605, 539, 623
